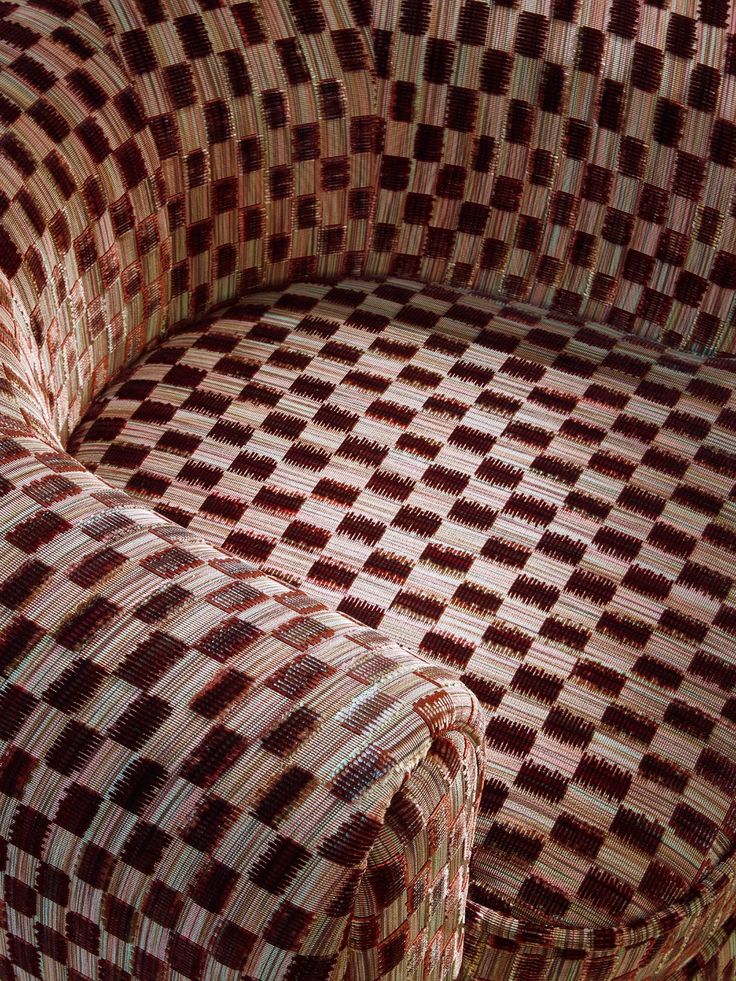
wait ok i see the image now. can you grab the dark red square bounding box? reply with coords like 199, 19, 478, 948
105, 897, 137, 942
5, 876, 36, 916
263, 901, 313, 951
8, 935, 41, 976
180, 726, 248, 788
121, 822, 171, 875
36, 863, 70, 905
45, 721, 103, 776
168, 935, 206, 980
54, 783, 102, 835
190, 859, 237, 913
143, 880, 183, 928
212, 921, 256, 970
107, 694, 171, 751
180, 794, 239, 851
66, 912, 100, 954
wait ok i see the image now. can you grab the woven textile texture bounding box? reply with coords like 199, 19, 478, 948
0, 0, 735, 978
72, 277, 736, 979
367, 0, 736, 356
0, 3, 484, 980
0, 417, 483, 981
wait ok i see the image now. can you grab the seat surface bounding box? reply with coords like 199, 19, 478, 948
71, 276, 736, 933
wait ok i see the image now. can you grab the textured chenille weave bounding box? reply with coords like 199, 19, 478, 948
0, 0, 735, 979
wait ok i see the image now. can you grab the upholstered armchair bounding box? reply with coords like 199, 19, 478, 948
0, 1, 734, 979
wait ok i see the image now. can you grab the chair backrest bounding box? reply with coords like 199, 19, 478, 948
0, 0, 376, 443
365, 0, 736, 355
0, 0, 734, 454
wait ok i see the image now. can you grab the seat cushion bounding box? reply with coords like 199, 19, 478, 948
71, 276, 736, 933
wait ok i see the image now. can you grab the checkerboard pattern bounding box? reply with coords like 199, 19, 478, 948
0, 414, 483, 981
72, 278, 736, 979
0, 0, 735, 978
368, 0, 736, 356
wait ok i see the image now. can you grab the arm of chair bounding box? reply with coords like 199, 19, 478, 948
0, 415, 485, 981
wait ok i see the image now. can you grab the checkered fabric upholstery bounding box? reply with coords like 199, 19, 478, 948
367, 0, 736, 356
71, 278, 736, 979
0, 4, 483, 980
0, 0, 735, 979
0, 417, 483, 981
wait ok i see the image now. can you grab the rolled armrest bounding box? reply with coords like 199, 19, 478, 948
0, 417, 485, 980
